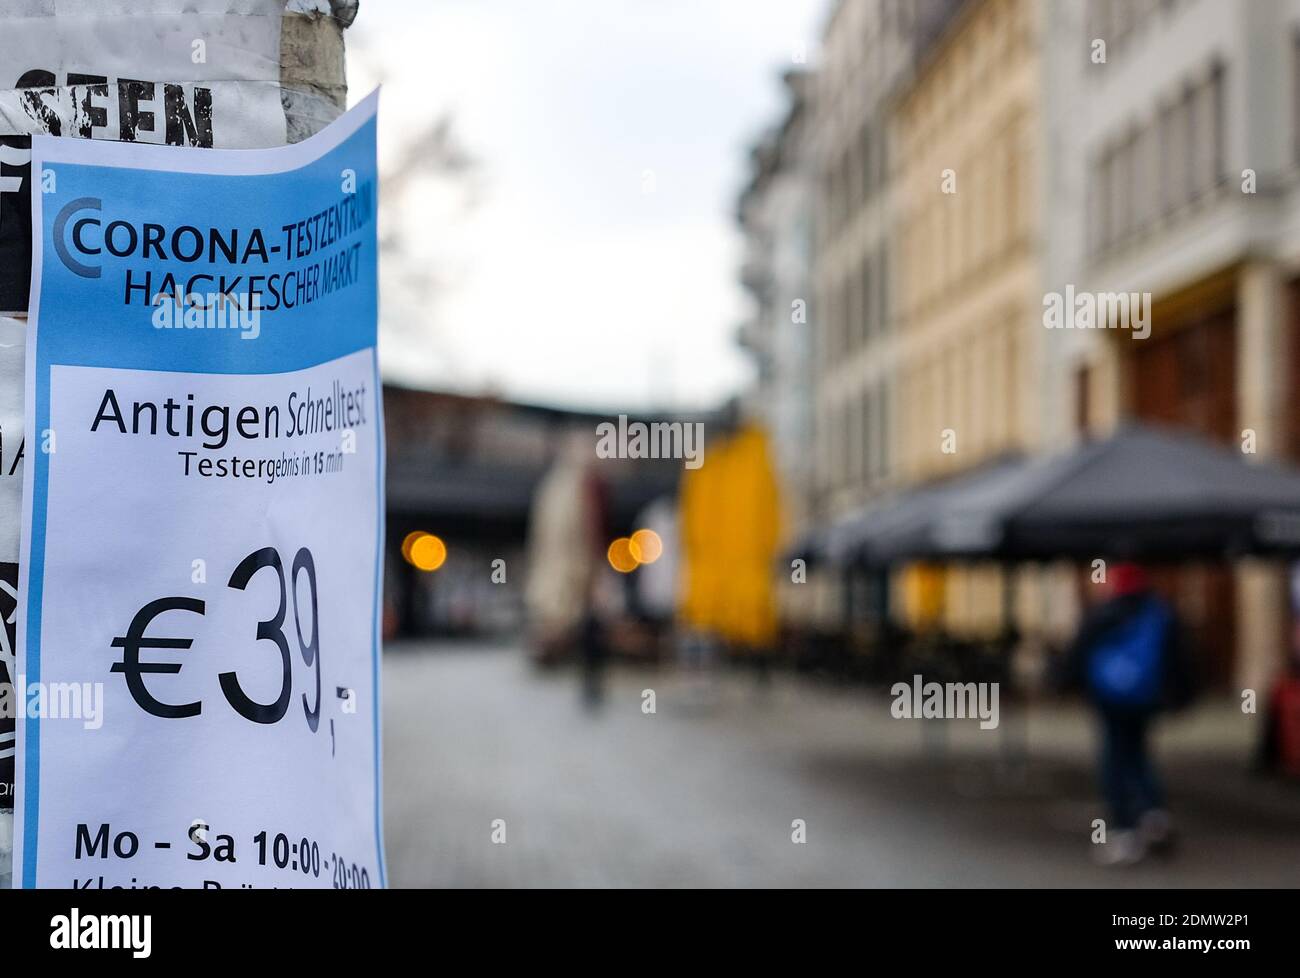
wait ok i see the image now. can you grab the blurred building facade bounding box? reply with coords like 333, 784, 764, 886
895, 0, 1040, 482
810, 0, 963, 514
892, 0, 1046, 638
737, 0, 1300, 691
737, 70, 816, 550
787, 0, 964, 630
1043, 0, 1300, 690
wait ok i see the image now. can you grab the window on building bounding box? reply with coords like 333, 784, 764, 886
878, 126, 890, 192
860, 124, 873, 199
823, 287, 837, 369
854, 269, 866, 352
1087, 1, 1111, 62
1115, 130, 1134, 244
858, 391, 870, 485
1097, 145, 1114, 252
1111, 0, 1132, 51
839, 276, 851, 359
879, 249, 889, 334
1166, 94, 1189, 215
1157, 99, 1175, 217
949, 187, 961, 294
1134, 122, 1154, 234
841, 400, 854, 488
1006, 122, 1022, 248
1075, 363, 1092, 435
877, 383, 890, 480
1085, 153, 1098, 257
828, 403, 839, 488
819, 404, 832, 491
861, 255, 873, 346
824, 169, 838, 243
1005, 327, 1020, 451
841, 150, 854, 231
1294, 31, 1300, 164
864, 386, 877, 483
1209, 60, 1226, 189
991, 136, 1009, 259
851, 131, 865, 210
1191, 77, 1212, 200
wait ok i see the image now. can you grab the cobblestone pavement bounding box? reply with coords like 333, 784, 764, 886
383, 640, 1300, 887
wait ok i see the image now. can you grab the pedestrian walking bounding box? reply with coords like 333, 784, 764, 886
1060, 563, 1195, 866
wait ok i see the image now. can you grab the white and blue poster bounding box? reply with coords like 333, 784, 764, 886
14, 92, 384, 889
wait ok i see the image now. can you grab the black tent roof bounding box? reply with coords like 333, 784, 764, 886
848, 424, 1300, 565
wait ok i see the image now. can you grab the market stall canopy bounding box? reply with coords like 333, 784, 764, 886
861, 457, 1026, 565
862, 424, 1300, 564
807, 456, 1024, 568
784, 499, 885, 568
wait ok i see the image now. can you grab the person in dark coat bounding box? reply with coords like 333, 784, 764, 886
1059, 562, 1195, 865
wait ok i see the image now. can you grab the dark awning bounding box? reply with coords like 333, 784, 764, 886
784, 527, 826, 567
867, 424, 1300, 564
1007, 425, 1300, 560
803, 456, 1023, 568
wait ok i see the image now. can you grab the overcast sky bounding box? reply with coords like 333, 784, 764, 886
348, 0, 827, 412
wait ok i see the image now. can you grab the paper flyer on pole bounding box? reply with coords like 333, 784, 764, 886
13, 91, 384, 889
0, 0, 290, 315
0, 315, 22, 811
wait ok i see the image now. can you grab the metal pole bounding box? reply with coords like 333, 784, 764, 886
998, 563, 1028, 784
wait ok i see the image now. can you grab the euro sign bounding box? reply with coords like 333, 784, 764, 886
110, 596, 206, 719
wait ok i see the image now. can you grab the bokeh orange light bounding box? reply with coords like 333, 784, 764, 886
607, 537, 638, 573
401, 530, 426, 563
408, 532, 448, 572
628, 528, 663, 564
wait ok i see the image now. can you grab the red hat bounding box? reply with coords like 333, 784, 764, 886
1111, 562, 1149, 596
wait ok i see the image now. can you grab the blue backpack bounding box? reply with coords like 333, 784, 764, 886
1087, 598, 1170, 708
